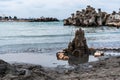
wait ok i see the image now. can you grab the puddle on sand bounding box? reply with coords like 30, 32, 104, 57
0, 53, 68, 67
0, 51, 119, 67
0, 53, 99, 67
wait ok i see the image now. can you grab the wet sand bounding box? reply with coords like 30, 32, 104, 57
0, 55, 120, 80
0, 53, 99, 67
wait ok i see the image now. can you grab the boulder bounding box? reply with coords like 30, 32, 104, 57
0, 60, 11, 77
56, 52, 69, 60
94, 51, 104, 57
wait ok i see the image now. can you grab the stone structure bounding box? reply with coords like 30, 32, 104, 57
63, 28, 90, 56
0, 60, 11, 77
64, 5, 120, 27
56, 28, 90, 64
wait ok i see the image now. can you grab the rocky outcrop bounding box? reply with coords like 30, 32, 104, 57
56, 52, 69, 60
0, 60, 54, 80
0, 60, 11, 77
64, 28, 90, 56
56, 28, 90, 64
1, 56, 120, 80
64, 5, 120, 27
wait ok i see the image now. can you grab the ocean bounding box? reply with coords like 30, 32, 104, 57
0, 21, 120, 67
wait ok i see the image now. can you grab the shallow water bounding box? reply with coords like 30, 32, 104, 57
0, 53, 99, 67
0, 22, 120, 67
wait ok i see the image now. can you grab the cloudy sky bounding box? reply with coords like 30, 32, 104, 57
0, 0, 120, 19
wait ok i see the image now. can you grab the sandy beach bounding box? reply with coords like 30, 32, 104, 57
0, 25, 120, 80
0, 55, 120, 80
0, 0, 120, 80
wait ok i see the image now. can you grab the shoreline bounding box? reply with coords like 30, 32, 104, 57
0, 55, 120, 80
0, 20, 59, 22
0, 21, 120, 80
0, 17, 59, 22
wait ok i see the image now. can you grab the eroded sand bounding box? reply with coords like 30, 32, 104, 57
0, 56, 120, 80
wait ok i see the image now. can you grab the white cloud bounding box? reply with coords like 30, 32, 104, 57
0, 0, 120, 19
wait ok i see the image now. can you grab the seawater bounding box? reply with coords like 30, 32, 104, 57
0, 22, 73, 53
0, 22, 120, 67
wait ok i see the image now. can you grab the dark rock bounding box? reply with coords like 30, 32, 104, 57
17, 70, 26, 75
64, 28, 90, 56
0, 60, 11, 77
56, 28, 90, 64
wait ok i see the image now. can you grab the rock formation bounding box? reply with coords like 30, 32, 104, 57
57, 28, 90, 65
0, 60, 54, 80
64, 5, 120, 27
0, 60, 15, 77
63, 28, 90, 56
106, 11, 120, 27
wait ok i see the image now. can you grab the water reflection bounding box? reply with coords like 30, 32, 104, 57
68, 54, 89, 65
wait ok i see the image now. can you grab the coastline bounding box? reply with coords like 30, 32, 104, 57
0, 0, 120, 80
0, 20, 120, 80
0, 17, 59, 22
0, 55, 120, 80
